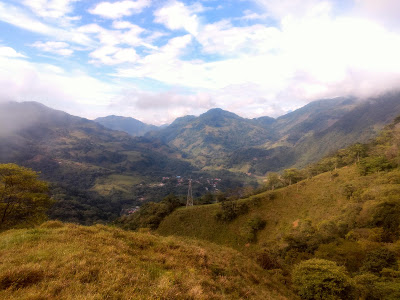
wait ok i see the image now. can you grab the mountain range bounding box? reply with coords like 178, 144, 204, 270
143, 93, 400, 174
2, 93, 400, 224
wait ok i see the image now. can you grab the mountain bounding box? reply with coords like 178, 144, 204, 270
0, 102, 231, 224
156, 118, 400, 298
147, 94, 400, 175
241, 93, 400, 174
94, 115, 158, 136
147, 108, 277, 166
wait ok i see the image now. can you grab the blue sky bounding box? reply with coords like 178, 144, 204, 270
1, 0, 400, 124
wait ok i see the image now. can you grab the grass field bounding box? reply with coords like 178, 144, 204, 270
0, 222, 295, 300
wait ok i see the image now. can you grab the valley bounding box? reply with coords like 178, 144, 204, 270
1, 95, 400, 299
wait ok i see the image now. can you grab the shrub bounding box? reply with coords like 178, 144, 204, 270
292, 258, 354, 300
361, 248, 398, 274
240, 216, 266, 242
215, 200, 248, 222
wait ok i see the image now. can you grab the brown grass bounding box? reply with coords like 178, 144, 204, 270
0, 223, 295, 299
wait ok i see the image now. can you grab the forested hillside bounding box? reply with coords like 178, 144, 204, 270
153, 114, 400, 299
147, 94, 400, 176
0, 102, 251, 224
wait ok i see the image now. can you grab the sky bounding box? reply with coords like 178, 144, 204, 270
1, 0, 400, 125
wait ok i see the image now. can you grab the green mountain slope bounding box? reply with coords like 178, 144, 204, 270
157, 118, 400, 298
0, 102, 255, 224
158, 113, 400, 249
95, 115, 159, 136
0, 102, 200, 224
0, 222, 295, 300
147, 108, 276, 167
230, 94, 400, 174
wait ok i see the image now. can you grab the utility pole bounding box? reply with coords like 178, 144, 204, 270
186, 178, 193, 207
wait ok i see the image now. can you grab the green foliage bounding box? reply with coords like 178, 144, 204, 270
359, 156, 394, 175
370, 200, 400, 242
292, 258, 354, 300
265, 172, 283, 190
315, 240, 365, 273
116, 194, 183, 230
361, 248, 398, 274
282, 168, 305, 185
354, 273, 400, 300
215, 200, 248, 222
0, 164, 53, 230
240, 216, 266, 242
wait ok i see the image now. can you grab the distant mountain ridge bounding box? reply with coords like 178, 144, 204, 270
95, 115, 159, 136
146, 94, 400, 174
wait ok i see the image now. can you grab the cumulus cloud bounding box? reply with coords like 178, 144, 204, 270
108, 89, 216, 125
0, 47, 27, 58
0, 2, 93, 46
197, 20, 280, 55
22, 0, 79, 19
0, 53, 118, 116
31, 41, 73, 56
89, 0, 150, 19
353, 0, 400, 29
253, 0, 332, 20
154, 1, 203, 35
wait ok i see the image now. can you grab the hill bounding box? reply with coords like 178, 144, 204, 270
156, 116, 400, 298
0, 222, 294, 299
229, 93, 400, 174
147, 94, 400, 175
147, 108, 276, 167
0, 102, 252, 224
95, 115, 159, 136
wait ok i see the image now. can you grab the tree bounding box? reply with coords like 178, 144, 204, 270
0, 164, 53, 230
266, 172, 281, 190
282, 168, 304, 186
292, 258, 354, 300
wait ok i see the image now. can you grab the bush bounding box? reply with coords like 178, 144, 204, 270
240, 216, 266, 242
361, 248, 398, 274
292, 258, 354, 300
215, 200, 248, 222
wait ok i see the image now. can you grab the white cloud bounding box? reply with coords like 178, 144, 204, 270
154, 1, 203, 35
0, 54, 119, 116
0, 47, 27, 58
254, 0, 332, 20
22, 0, 79, 19
109, 89, 215, 125
0, 2, 94, 46
197, 20, 281, 55
31, 41, 73, 56
89, 0, 150, 19
353, 0, 400, 28
90, 46, 139, 65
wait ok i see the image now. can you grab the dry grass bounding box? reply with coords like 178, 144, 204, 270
0, 222, 294, 300
157, 165, 397, 251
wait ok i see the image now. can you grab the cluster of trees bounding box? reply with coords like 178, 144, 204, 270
115, 194, 183, 230
0, 164, 53, 230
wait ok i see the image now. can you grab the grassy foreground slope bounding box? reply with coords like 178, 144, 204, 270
157, 166, 362, 250
158, 165, 400, 254
0, 222, 294, 300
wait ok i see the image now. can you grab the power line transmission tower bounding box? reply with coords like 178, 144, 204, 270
186, 178, 193, 207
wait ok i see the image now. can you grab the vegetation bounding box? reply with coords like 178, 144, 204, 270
0, 164, 53, 230
0, 222, 294, 299
292, 259, 353, 300
157, 115, 400, 299
115, 194, 183, 230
